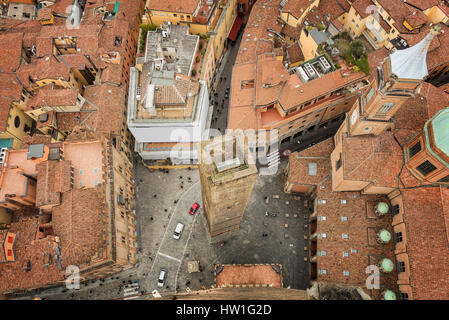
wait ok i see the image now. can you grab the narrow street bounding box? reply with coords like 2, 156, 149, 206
210, 25, 245, 133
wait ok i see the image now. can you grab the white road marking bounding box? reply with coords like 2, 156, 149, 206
158, 252, 181, 263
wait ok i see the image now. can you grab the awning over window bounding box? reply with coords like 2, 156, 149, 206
228, 16, 243, 42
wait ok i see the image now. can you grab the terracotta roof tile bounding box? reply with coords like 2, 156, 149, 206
352, 0, 374, 18
146, 0, 200, 13
16, 56, 71, 88
36, 160, 72, 208
215, 265, 282, 288
282, 0, 310, 19
27, 88, 79, 111
0, 32, 23, 73
288, 138, 334, 186
405, 0, 440, 10
0, 73, 22, 133
52, 187, 106, 268
401, 187, 449, 299
0, 218, 64, 294
82, 84, 125, 135
281, 24, 301, 41
377, 0, 429, 33
286, 42, 304, 65
235, 0, 282, 65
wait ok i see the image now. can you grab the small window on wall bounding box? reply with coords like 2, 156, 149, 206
366, 87, 375, 103
438, 175, 449, 183
378, 102, 395, 114
399, 292, 409, 300
408, 141, 421, 158
392, 204, 400, 216
394, 231, 403, 243
416, 160, 437, 176
397, 261, 406, 273
14, 116, 20, 128
335, 153, 342, 171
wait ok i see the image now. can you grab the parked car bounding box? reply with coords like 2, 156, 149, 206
173, 223, 184, 240
157, 269, 166, 287
189, 202, 200, 215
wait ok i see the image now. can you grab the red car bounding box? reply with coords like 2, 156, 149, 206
189, 202, 200, 215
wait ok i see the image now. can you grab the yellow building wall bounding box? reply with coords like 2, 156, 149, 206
0, 104, 35, 149
281, 12, 300, 27
189, 23, 209, 36
299, 29, 319, 61
212, 0, 238, 60
289, 60, 303, 68
280, 0, 319, 27
341, 4, 399, 50
31, 69, 87, 94
424, 6, 449, 24
145, 10, 193, 26
145, 0, 238, 59
200, 38, 216, 88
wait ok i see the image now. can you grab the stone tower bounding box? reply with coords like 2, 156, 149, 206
348, 27, 440, 137
198, 133, 258, 238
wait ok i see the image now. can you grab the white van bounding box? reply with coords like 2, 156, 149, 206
173, 223, 184, 240
157, 269, 166, 287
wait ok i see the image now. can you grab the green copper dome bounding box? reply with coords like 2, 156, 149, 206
384, 290, 397, 300
379, 230, 392, 243
431, 108, 449, 158
377, 202, 389, 215
381, 258, 394, 273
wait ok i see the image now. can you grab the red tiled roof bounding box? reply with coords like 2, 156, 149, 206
16, 56, 71, 88
0, 32, 23, 73
281, 23, 301, 41
235, 0, 282, 65
282, 0, 310, 19
0, 73, 23, 133
401, 187, 449, 299
52, 187, 106, 268
352, 0, 375, 19
0, 218, 64, 294
377, 0, 429, 33
27, 88, 79, 111
286, 42, 305, 64
342, 83, 449, 189
215, 265, 282, 288
288, 138, 334, 186
146, 0, 200, 13
37, 7, 53, 21
36, 160, 72, 208
20, 134, 52, 149
405, 0, 440, 10
82, 84, 125, 135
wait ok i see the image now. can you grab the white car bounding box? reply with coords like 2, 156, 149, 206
173, 223, 184, 240
157, 269, 166, 287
